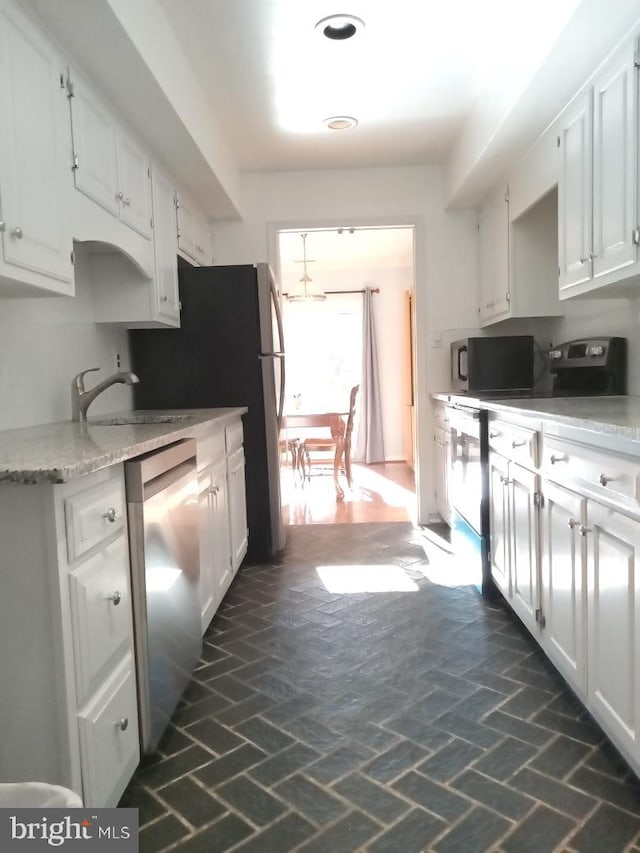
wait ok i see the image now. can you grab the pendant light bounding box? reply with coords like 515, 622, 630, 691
287, 233, 326, 302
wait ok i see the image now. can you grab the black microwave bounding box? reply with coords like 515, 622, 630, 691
451, 335, 534, 394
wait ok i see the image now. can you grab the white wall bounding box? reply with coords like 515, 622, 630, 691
0, 248, 133, 430
212, 165, 481, 521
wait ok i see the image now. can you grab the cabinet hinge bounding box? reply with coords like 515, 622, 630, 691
147, 166, 152, 179
70, 250, 75, 265
533, 492, 544, 509
535, 608, 546, 629
65, 73, 74, 98
71, 154, 79, 171
177, 227, 181, 238
178, 300, 182, 311
505, 291, 511, 304
556, 135, 561, 148
634, 50, 640, 68
633, 228, 640, 246
59, 72, 65, 89
150, 217, 154, 230
174, 195, 180, 210
504, 191, 510, 203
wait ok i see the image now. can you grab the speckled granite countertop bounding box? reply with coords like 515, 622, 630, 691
432, 393, 640, 443
0, 408, 247, 485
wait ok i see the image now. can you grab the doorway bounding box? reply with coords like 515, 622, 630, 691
276, 225, 417, 526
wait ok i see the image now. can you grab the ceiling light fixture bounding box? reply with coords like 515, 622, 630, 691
286, 233, 326, 302
323, 115, 358, 131
315, 14, 365, 40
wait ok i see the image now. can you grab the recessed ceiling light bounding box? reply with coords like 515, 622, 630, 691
323, 115, 358, 130
315, 14, 365, 41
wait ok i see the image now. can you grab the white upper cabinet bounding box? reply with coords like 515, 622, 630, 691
558, 38, 640, 298
69, 70, 152, 242
177, 191, 212, 266
478, 184, 510, 324
558, 91, 593, 294
0, 0, 73, 295
150, 163, 180, 325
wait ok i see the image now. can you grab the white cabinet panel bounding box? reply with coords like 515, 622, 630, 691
489, 452, 510, 597
70, 81, 119, 216
509, 464, 539, 633
558, 91, 593, 294
228, 446, 248, 572
150, 164, 180, 325
64, 475, 125, 562
479, 185, 510, 324
116, 131, 152, 240
0, 0, 72, 291
540, 480, 587, 695
587, 502, 640, 757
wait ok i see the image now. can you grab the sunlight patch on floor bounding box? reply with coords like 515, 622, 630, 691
352, 466, 415, 509
410, 528, 481, 588
316, 564, 419, 593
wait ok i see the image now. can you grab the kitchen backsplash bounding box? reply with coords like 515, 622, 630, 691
0, 248, 133, 431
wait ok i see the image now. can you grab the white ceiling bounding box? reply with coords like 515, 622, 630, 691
158, 0, 583, 172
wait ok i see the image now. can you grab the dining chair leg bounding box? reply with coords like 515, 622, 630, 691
344, 438, 353, 488
333, 439, 345, 502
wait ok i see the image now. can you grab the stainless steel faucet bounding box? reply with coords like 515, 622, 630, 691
71, 368, 140, 422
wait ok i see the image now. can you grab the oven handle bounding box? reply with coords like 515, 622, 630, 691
457, 345, 468, 381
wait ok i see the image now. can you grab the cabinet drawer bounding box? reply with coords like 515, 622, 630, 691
488, 420, 539, 468
542, 436, 640, 509
197, 427, 226, 472
78, 655, 139, 807
69, 536, 133, 705
65, 475, 125, 562
226, 420, 244, 454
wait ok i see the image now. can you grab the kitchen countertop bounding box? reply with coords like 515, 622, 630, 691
432, 393, 640, 444
0, 408, 247, 485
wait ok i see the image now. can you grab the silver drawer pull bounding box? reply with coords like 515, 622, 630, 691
103, 507, 117, 523
117, 717, 129, 732
500, 475, 512, 486
489, 431, 500, 439
0, 221, 5, 232
512, 439, 526, 449
12, 227, 23, 239
580, 525, 592, 537
568, 518, 577, 529
116, 191, 124, 200
599, 474, 613, 486
550, 454, 566, 464
123, 197, 131, 206
106, 591, 122, 606
208, 484, 220, 495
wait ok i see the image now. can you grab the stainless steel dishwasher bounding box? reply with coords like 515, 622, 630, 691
125, 439, 202, 754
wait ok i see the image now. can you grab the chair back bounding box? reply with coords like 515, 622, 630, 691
345, 384, 359, 440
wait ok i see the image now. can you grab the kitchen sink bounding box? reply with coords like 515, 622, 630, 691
89, 413, 194, 426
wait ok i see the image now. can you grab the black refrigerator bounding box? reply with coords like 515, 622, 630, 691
128, 263, 287, 564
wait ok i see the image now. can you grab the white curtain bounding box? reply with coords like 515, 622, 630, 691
354, 287, 385, 463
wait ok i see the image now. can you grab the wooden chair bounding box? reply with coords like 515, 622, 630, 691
300, 384, 359, 500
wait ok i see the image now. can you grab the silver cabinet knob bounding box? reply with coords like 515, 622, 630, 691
117, 717, 129, 731
599, 474, 612, 486
580, 525, 592, 536
160, 295, 168, 302
489, 431, 500, 439
106, 591, 122, 606
0, 221, 5, 233
512, 439, 526, 449
116, 191, 124, 200
12, 227, 23, 239
550, 454, 566, 465
580, 256, 588, 264
103, 507, 117, 522
123, 197, 131, 206
568, 518, 577, 529
208, 484, 220, 495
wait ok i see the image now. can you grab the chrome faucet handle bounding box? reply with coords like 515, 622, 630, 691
72, 367, 101, 394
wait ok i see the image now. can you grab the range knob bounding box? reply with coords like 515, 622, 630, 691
549, 350, 562, 360
588, 345, 605, 357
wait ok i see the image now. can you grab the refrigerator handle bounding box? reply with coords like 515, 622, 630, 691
276, 353, 285, 429
270, 271, 286, 430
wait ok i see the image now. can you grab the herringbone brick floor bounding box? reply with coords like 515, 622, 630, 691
121, 522, 640, 852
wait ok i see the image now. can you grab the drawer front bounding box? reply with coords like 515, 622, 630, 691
197, 426, 226, 472
542, 436, 640, 509
78, 655, 139, 807
488, 420, 539, 468
69, 537, 133, 704
226, 420, 244, 454
65, 475, 125, 562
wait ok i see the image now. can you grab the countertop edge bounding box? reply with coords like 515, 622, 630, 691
0, 407, 248, 485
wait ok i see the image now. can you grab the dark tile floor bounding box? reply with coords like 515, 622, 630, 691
121, 522, 640, 852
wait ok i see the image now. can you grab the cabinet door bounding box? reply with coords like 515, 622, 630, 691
69, 72, 119, 217
198, 469, 216, 633
509, 464, 539, 633
210, 456, 232, 602
479, 186, 510, 324
488, 452, 510, 596
150, 165, 180, 325
116, 131, 152, 240
558, 91, 593, 293
0, 1, 72, 286
198, 460, 232, 633
228, 447, 248, 572
592, 41, 638, 280
176, 194, 197, 260
586, 501, 640, 759
540, 481, 587, 695
434, 428, 451, 525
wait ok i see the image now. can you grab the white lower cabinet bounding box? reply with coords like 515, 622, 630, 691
489, 452, 511, 597
539, 481, 587, 695
586, 501, 640, 759
196, 416, 248, 634
434, 426, 451, 525
0, 465, 139, 806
